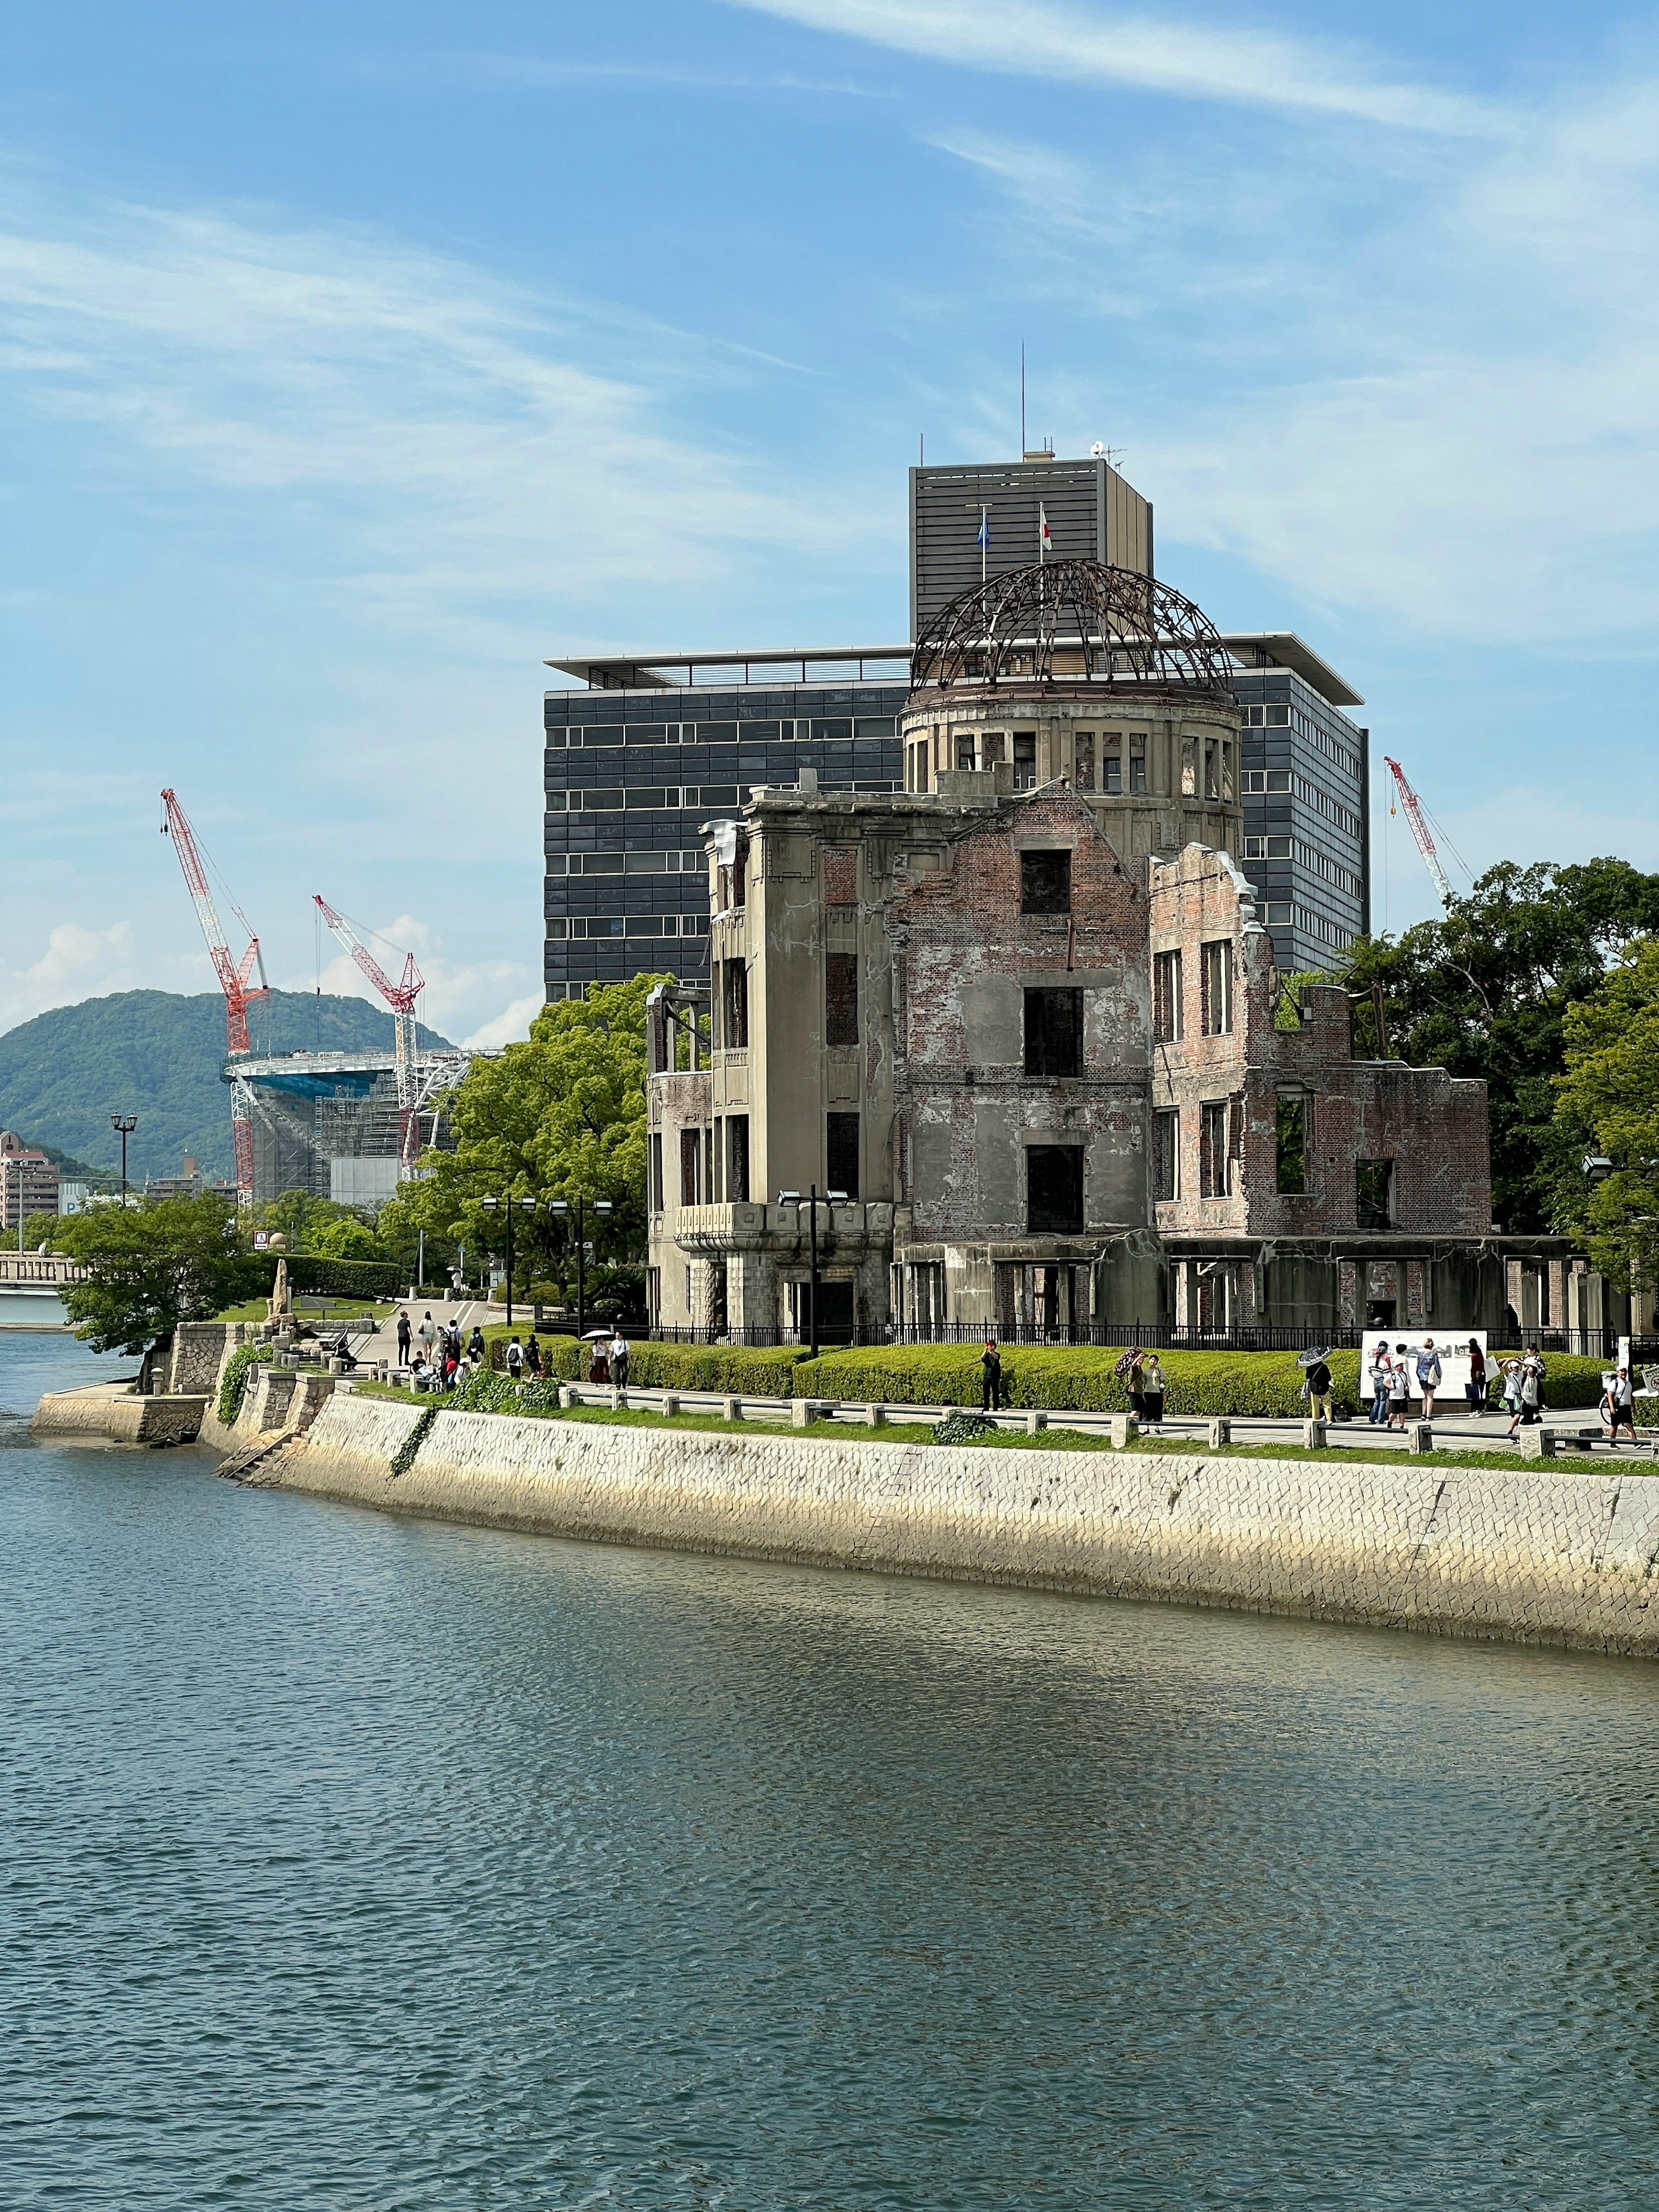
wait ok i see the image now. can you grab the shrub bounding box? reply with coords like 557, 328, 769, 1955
795, 1344, 1365, 1418
270, 1255, 405, 1299
933, 1408, 998, 1445
216, 1343, 271, 1425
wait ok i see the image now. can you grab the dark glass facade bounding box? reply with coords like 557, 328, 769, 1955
1234, 670, 1369, 975
543, 681, 907, 998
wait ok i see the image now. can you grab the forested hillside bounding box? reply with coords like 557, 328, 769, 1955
0, 990, 454, 1184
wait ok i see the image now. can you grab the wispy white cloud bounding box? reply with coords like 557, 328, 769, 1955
0, 186, 884, 644
923, 77, 1659, 644
281, 915, 536, 1048
464, 993, 546, 1052
728, 0, 1505, 136
1, 921, 144, 1034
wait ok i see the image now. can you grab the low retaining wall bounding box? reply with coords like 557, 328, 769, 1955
32, 1388, 209, 1446
257, 1395, 1659, 1657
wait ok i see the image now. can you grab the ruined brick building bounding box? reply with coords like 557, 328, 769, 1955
645, 559, 1593, 1344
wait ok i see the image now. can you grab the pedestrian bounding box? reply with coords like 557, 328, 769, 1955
506, 1335, 524, 1379
1368, 1340, 1392, 1424
418, 1310, 439, 1365
1509, 1357, 1542, 1437
395, 1308, 412, 1368
1464, 1339, 1487, 1419
1127, 1350, 1147, 1427
610, 1329, 631, 1389
1416, 1337, 1443, 1420
1499, 1357, 1523, 1427
467, 1324, 485, 1362
1306, 1354, 1334, 1424
589, 1336, 611, 1386
1387, 1347, 1411, 1430
1142, 1354, 1166, 1434
524, 1333, 543, 1379
980, 1337, 1003, 1412
1604, 1366, 1636, 1444
410, 1353, 431, 1392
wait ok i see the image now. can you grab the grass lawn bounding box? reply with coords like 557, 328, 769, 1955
334, 1382, 1649, 1476
211, 1297, 400, 1324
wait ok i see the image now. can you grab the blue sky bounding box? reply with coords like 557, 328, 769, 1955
3, 1, 1656, 1046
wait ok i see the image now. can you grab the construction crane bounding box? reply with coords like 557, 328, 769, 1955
313, 897, 431, 1172
1382, 755, 1455, 911
160, 788, 268, 1199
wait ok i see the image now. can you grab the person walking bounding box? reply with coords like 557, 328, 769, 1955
1509, 1356, 1543, 1438
1368, 1340, 1392, 1425
506, 1335, 524, 1379
1387, 1348, 1412, 1430
610, 1329, 631, 1389
1127, 1351, 1148, 1427
1142, 1354, 1166, 1434
1604, 1365, 1636, 1444
467, 1324, 485, 1363
980, 1337, 1003, 1412
1416, 1337, 1443, 1420
1306, 1354, 1334, 1425
418, 1310, 439, 1367
395, 1308, 412, 1369
1464, 1340, 1487, 1419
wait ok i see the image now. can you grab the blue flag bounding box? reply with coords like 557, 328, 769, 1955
976, 510, 989, 550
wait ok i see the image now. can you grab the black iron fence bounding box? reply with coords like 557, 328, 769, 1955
645, 1320, 1659, 1361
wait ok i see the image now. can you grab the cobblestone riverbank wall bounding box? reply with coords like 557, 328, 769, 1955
256, 1395, 1659, 1657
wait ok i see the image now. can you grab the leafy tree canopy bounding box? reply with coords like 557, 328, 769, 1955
382, 974, 669, 1280
54, 1194, 258, 1354
1330, 858, 1659, 1232
1554, 938, 1659, 1289
256, 1189, 380, 1256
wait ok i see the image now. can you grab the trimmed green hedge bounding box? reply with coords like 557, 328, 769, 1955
481, 1330, 810, 1396
257, 1255, 407, 1299
793, 1344, 1367, 1417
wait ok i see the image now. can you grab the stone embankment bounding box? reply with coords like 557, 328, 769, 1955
260, 1392, 1659, 1657
33, 1321, 1659, 1656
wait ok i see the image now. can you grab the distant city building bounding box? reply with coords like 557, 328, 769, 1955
0, 1132, 61, 1227
144, 1154, 238, 1202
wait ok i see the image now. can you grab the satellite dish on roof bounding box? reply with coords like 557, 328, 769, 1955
1090, 440, 1106, 458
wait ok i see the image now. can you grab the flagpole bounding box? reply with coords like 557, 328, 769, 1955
981, 506, 988, 584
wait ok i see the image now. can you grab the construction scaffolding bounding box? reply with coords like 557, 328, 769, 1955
230, 1046, 476, 1208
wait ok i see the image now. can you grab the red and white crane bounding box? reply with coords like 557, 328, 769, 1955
1382, 755, 1455, 912
313, 897, 429, 1170
160, 788, 268, 1198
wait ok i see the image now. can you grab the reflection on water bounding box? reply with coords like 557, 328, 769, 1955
3, 1332, 1657, 2209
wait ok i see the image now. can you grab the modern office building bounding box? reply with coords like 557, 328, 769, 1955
1225, 635, 1370, 975
909, 451, 1151, 635
542, 649, 909, 1000
545, 455, 1370, 999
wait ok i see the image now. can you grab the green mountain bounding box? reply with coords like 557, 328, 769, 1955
0, 990, 457, 1185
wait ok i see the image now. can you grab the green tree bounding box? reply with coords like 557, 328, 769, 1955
1332, 858, 1659, 1231
385, 974, 669, 1289
307, 1214, 382, 1262
1554, 937, 1659, 1293
54, 1194, 259, 1354
257, 1188, 377, 1253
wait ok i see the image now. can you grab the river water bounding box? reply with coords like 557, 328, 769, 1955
3, 1331, 1656, 2209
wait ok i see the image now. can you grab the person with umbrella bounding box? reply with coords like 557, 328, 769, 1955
1300, 1347, 1334, 1424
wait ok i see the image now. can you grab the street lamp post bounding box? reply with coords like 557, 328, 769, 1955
111, 1114, 137, 1204
776, 1187, 847, 1357
478, 1194, 538, 1327
547, 1196, 614, 1336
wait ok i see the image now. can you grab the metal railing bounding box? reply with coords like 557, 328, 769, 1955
643, 1319, 1659, 1360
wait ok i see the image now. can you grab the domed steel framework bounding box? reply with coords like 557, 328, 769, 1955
909, 557, 1235, 702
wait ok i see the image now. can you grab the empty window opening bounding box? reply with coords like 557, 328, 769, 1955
1128, 737, 1147, 794
1074, 733, 1096, 792
1102, 732, 1122, 795
980, 732, 1006, 768
1027, 1145, 1085, 1234
827, 1112, 860, 1201
1013, 732, 1037, 791
1153, 1109, 1179, 1203
1201, 939, 1233, 1035
1200, 1102, 1231, 1198
1154, 950, 1183, 1043
1024, 988, 1083, 1078
679, 1126, 701, 1208
1020, 849, 1072, 914
650, 1132, 664, 1214
726, 1114, 750, 1205
1181, 735, 1198, 798
956, 732, 977, 771
1275, 1094, 1309, 1195
1357, 1158, 1394, 1229
826, 953, 859, 1049
722, 958, 748, 1050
